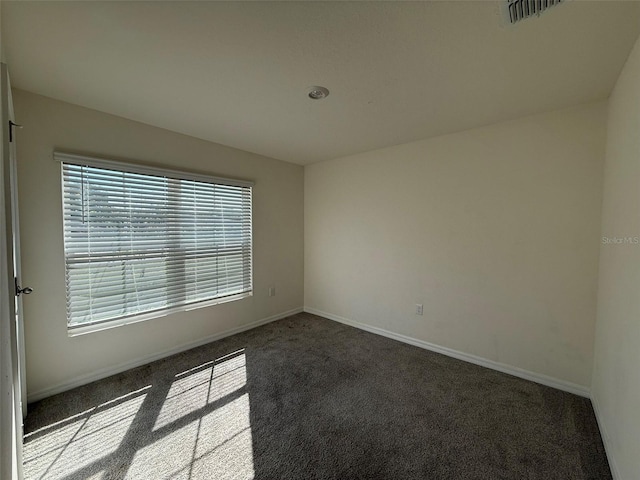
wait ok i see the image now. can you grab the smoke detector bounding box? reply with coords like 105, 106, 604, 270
308, 86, 330, 100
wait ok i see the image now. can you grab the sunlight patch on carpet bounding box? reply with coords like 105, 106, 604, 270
23, 387, 150, 480
132, 351, 254, 479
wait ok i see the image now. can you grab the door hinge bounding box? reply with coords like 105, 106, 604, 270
9, 121, 22, 143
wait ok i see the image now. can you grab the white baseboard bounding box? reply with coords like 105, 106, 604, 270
28, 307, 303, 403
304, 307, 590, 398
591, 392, 621, 480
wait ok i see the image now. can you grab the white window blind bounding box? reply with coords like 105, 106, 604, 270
57, 152, 253, 331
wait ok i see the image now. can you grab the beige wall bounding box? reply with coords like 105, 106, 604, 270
305, 102, 606, 389
592, 34, 640, 480
13, 89, 304, 399
0, 2, 4, 64
0, 2, 3, 64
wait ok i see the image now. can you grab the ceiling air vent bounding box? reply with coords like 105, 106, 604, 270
506, 0, 563, 24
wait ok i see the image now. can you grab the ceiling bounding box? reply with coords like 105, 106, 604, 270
3, 1, 640, 165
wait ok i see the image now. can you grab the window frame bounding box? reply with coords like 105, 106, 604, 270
55, 152, 254, 336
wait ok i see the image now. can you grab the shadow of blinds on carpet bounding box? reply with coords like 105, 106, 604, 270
23, 349, 254, 479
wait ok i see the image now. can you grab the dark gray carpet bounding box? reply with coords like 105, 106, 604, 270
24, 313, 611, 479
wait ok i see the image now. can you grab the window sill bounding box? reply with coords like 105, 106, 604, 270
67, 291, 252, 337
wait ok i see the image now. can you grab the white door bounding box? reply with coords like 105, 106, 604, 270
0, 62, 27, 480
7, 65, 27, 419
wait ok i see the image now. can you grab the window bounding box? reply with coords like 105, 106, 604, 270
57, 152, 253, 333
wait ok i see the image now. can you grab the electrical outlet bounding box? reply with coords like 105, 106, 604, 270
268, 286, 276, 297
415, 304, 423, 315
